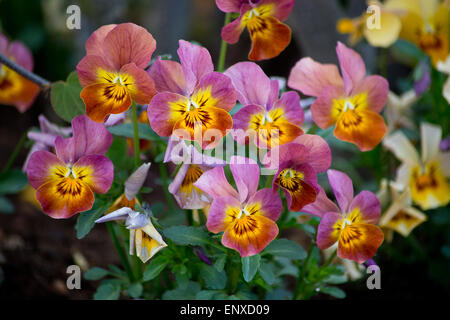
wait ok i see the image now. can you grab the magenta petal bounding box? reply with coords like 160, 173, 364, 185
221, 17, 244, 44
266, 80, 280, 109
74, 155, 114, 194
336, 41, 366, 95
177, 40, 214, 95
272, 91, 304, 126
292, 162, 319, 191
288, 57, 343, 98
311, 85, 345, 129
0, 33, 8, 54
26, 151, 65, 189
225, 62, 271, 107
351, 75, 389, 113
207, 195, 241, 233
8, 41, 33, 71
230, 156, 260, 203
292, 134, 331, 173
194, 167, 238, 199
302, 187, 340, 218
195, 72, 237, 111
316, 211, 342, 250
147, 92, 187, 137
215, 0, 246, 12
147, 58, 186, 95
263, 143, 309, 171
261, 0, 295, 21
55, 115, 113, 164
232, 104, 265, 131
349, 191, 381, 224
327, 169, 354, 213
247, 188, 282, 221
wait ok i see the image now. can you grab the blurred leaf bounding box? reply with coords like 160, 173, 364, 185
128, 283, 143, 298
93, 281, 121, 300
105, 137, 132, 171
50, 71, 85, 122
0, 169, 28, 194
259, 262, 276, 285
84, 267, 110, 281
242, 254, 261, 282
0, 196, 14, 214
143, 255, 168, 282
320, 286, 346, 299
196, 290, 228, 300
108, 123, 160, 142
391, 39, 425, 66
75, 201, 109, 239
162, 281, 201, 300
214, 254, 227, 272
263, 239, 306, 260
199, 264, 227, 290
163, 226, 209, 246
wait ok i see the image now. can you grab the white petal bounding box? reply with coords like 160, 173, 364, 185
125, 162, 151, 200
383, 131, 419, 166
95, 207, 133, 223
421, 122, 442, 164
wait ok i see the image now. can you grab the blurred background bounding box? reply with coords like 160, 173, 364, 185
0, 0, 448, 299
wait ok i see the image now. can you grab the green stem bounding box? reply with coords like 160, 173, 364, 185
322, 249, 337, 268
2, 130, 28, 173
217, 13, 232, 72
158, 162, 175, 211
264, 174, 273, 189
293, 228, 317, 300
186, 210, 194, 226
131, 102, 141, 168
106, 222, 135, 282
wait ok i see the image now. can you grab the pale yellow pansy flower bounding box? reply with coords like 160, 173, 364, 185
385, 90, 417, 134
436, 55, 450, 104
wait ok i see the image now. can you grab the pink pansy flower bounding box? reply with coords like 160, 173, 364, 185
264, 134, 331, 211
147, 40, 236, 149
225, 62, 304, 148
26, 115, 114, 219
217, 0, 295, 61
194, 156, 282, 257
23, 115, 72, 171
76, 23, 156, 123
0, 32, 40, 112
288, 42, 389, 151
165, 136, 226, 210
302, 169, 384, 264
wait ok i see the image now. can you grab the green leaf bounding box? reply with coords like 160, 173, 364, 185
84, 267, 109, 280
320, 286, 346, 299
105, 137, 132, 171
199, 264, 227, 290
143, 255, 168, 282
0, 169, 28, 194
259, 263, 276, 285
93, 281, 121, 300
0, 196, 14, 214
214, 254, 227, 272
108, 123, 160, 141
242, 254, 261, 282
263, 239, 306, 260
163, 226, 209, 246
128, 283, 143, 298
162, 281, 201, 300
75, 201, 109, 239
50, 71, 85, 122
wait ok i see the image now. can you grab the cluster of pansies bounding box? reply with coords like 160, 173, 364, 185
1, 0, 448, 300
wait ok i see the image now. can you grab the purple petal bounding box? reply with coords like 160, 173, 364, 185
194, 166, 238, 199
317, 211, 341, 250
302, 187, 340, 217
148, 57, 187, 95
26, 150, 65, 189
216, 0, 246, 12
230, 156, 260, 203
292, 134, 331, 173
327, 169, 354, 213
221, 16, 245, 44
247, 188, 282, 221
266, 79, 280, 109
336, 41, 366, 95
207, 195, 242, 233
194, 72, 237, 111
349, 190, 380, 224
271, 91, 304, 126
73, 155, 114, 194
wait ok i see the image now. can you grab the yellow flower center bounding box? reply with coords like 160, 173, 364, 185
180, 165, 204, 194
276, 168, 304, 192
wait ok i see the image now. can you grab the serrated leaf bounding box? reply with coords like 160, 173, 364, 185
50, 71, 85, 122
199, 264, 227, 290
108, 123, 160, 141
320, 286, 346, 299
163, 226, 209, 246
0, 196, 14, 214
242, 254, 261, 282
143, 256, 168, 282
0, 169, 28, 194
93, 282, 121, 300
263, 239, 306, 260
75, 201, 109, 239
128, 283, 143, 298
84, 267, 109, 280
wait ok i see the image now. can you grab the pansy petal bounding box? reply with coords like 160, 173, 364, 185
207, 195, 242, 233
334, 109, 386, 151
383, 130, 420, 167
352, 75, 389, 113
328, 169, 354, 213
292, 134, 331, 173
0, 33, 8, 54
258, 0, 295, 21
338, 224, 384, 264
302, 187, 340, 217
232, 104, 266, 132
225, 62, 271, 107
311, 85, 346, 129
177, 40, 214, 95
363, 10, 401, 48
266, 79, 279, 109
194, 166, 238, 199
349, 191, 381, 224
8, 41, 33, 71
247, 188, 282, 221
222, 215, 279, 257
263, 142, 309, 170
73, 155, 114, 194
316, 212, 342, 250
26, 151, 65, 189
288, 57, 343, 98
230, 156, 260, 203
194, 72, 237, 111
36, 179, 94, 219
336, 41, 366, 94
76, 55, 113, 87
147, 92, 187, 137
221, 16, 245, 44
248, 16, 291, 61
102, 23, 156, 69
147, 58, 186, 95
120, 63, 156, 105
272, 91, 304, 126
421, 122, 442, 164
215, 0, 246, 12
85, 24, 116, 57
